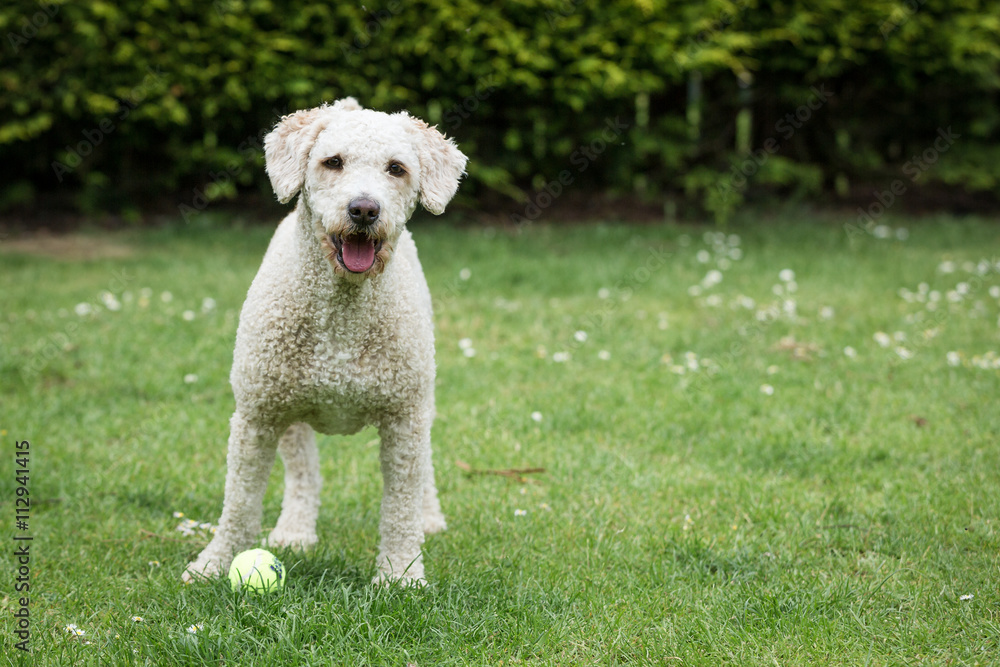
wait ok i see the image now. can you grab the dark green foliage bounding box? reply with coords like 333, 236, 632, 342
2, 0, 999, 216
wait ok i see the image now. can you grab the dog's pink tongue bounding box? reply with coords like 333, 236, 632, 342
342, 237, 376, 272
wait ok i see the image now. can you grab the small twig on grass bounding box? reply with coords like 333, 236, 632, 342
455, 460, 546, 483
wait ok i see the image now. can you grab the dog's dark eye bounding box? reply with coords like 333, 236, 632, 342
322, 156, 343, 170
387, 162, 406, 177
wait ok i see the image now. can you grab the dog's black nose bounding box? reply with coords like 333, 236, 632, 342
347, 198, 380, 226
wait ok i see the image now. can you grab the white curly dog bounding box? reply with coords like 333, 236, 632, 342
184, 97, 467, 586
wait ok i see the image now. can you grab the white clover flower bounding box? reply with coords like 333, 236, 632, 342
760, 384, 775, 396
706, 294, 722, 307
874, 332, 892, 348
946, 290, 962, 303
956, 282, 971, 295
459, 267, 472, 281
597, 350, 611, 361
530, 411, 543, 423
597, 287, 611, 299
101, 291, 122, 311
946, 351, 961, 367
873, 225, 892, 239
201, 297, 217, 312
463, 348, 477, 358
702, 269, 723, 288
685, 351, 699, 371
574, 330, 588, 343
74, 303, 93, 316
785, 281, 798, 293
182, 310, 196, 321
844, 346, 857, 358
772, 284, 784, 296
458, 338, 473, 350
893, 331, 906, 342
989, 286, 1000, 299
728, 247, 743, 261
687, 284, 703, 297
140, 287, 153, 298
552, 352, 570, 363
184, 374, 198, 384
696, 249, 711, 264
938, 260, 956, 274
895, 347, 913, 360
819, 306, 835, 320
161, 291, 173, 303
779, 269, 795, 282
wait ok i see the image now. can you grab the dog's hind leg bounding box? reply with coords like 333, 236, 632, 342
268, 422, 322, 551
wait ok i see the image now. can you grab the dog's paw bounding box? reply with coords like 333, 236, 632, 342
182, 556, 225, 584
265, 528, 318, 551
372, 571, 427, 589
373, 554, 425, 587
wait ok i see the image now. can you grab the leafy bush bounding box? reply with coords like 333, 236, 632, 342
1, 0, 999, 218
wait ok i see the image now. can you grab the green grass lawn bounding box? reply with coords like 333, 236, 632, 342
1, 209, 998, 665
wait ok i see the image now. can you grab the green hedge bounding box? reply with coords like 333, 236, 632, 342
2, 0, 999, 218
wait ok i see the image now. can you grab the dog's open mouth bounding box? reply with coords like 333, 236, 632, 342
329, 234, 384, 273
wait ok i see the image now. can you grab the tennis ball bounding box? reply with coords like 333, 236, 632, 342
228, 549, 284, 594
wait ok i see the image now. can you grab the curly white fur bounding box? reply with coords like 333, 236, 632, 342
183, 98, 467, 586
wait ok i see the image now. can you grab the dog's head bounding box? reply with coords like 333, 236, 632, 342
264, 98, 467, 280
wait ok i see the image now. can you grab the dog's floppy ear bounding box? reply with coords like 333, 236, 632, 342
405, 115, 468, 215
265, 99, 364, 203
264, 107, 329, 204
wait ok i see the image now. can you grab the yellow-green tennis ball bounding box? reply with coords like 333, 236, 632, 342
228, 549, 284, 594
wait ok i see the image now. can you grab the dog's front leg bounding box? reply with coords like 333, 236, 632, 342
373, 415, 430, 586
183, 412, 282, 582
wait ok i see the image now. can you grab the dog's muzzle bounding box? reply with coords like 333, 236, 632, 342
325, 197, 385, 273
